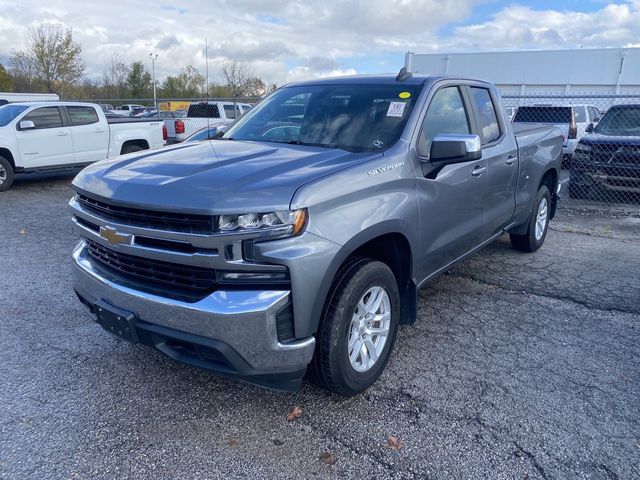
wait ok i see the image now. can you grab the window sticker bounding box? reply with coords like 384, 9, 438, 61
387, 102, 406, 117
399, 92, 411, 99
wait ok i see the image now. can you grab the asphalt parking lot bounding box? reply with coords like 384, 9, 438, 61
1, 173, 639, 479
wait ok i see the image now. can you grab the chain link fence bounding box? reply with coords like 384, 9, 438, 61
504, 93, 640, 206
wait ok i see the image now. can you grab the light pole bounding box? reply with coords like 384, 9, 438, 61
149, 53, 158, 108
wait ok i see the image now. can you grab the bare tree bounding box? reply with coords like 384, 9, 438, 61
102, 52, 130, 99
9, 50, 37, 92
15, 23, 86, 95
221, 59, 251, 98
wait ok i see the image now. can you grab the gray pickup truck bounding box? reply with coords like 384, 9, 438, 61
70, 73, 563, 395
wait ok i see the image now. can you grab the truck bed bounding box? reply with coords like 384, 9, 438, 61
106, 117, 160, 125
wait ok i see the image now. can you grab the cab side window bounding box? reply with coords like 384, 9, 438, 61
418, 86, 470, 157
470, 87, 501, 145
68, 106, 99, 126
21, 107, 63, 129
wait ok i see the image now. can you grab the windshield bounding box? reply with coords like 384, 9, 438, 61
513, 106, 571, 124
594, 106, 640, 136
0, 105, 29, 127
222, 84, 422, 152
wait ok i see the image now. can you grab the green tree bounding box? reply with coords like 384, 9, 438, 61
127, 61, 152, 98
11, 23, 85, 95
160, 65, 205, 98
0, 63, 13, 91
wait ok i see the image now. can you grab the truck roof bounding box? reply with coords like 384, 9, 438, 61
285, 73, 479, 88
6, 101, 98, 108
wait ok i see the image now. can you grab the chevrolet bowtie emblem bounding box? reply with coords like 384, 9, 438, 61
99, 225, 132, 246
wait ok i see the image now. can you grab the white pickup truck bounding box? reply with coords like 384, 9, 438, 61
0, 102, 165, 191
171, 101, 252, 143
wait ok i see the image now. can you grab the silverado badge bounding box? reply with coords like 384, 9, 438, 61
99, 226, 132, 246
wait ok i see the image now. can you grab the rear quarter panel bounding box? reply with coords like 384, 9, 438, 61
512, 126, 563, 226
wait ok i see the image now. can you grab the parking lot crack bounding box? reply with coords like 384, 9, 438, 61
514, 442, 549, 480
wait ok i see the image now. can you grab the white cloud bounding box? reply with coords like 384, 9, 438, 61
0, 0, 639, 86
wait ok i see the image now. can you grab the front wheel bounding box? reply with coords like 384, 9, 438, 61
0, 156, 15, 192
510, 185, 551, 252
309, 258, 400, 396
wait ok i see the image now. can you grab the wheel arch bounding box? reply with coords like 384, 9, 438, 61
120, 139, 149, 154
539, 167, 558, 220
309, 222, 417, 338
0, 148, 15, 169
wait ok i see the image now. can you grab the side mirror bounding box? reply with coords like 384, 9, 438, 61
19, 120, 36, 130
585, 123, 594, 133
429, 134, 482, 164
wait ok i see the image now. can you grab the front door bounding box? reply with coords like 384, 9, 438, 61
15, 106, 74, 169
414, 85, 488, 277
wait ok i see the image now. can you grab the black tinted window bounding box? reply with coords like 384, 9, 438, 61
418, 86, 469, 156
514, 107, 571, 124
68, 106, 99, 126
188, 104, 220, 118
23, 107, 63, 129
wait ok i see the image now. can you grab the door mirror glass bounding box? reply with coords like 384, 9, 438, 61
585, 123, 594, 133
430, 134, 482, 164
19, 120, 36, 130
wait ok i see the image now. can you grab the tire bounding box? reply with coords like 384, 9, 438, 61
121, 144, 144, 155
510, 185, 551, 253
309, 258, 400, 396
0, 156, 15, 192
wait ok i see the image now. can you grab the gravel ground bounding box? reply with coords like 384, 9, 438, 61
1, 173, 639, 479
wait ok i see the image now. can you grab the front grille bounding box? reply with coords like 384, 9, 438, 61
86, 239, 216, 301
77, 194, 214, 234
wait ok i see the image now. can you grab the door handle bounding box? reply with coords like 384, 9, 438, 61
56, 131, 69, 136
472, 166, 487, 177
506, 156, 517, 166
95, 129, 105, 133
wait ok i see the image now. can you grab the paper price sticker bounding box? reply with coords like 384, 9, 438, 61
387, 101, 406, 117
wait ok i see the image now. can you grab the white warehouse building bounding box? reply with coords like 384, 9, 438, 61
404, 48, 640, 107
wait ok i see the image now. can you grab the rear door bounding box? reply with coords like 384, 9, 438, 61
66, 105, 109, 163
15, 106, 74, 168
467, 85, 518, 236
414, 84, 489, 275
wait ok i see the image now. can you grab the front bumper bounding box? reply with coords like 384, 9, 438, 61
72, 240, 315, 391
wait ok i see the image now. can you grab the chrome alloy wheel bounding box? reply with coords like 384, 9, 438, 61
347, 286, 391, 372
0, 163, 6, 186
535, 197, 548, 241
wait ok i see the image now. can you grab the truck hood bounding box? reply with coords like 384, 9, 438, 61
72, 140, 382, 213
581, 133, 640, 145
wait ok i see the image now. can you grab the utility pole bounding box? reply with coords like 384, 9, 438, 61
149, 53, 158, 108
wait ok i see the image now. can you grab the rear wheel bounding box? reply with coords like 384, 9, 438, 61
510, 185, 551, 252
309, 258, 400, 396
0, 156, 15, 192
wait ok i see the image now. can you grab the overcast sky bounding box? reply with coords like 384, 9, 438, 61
0, 0, 639, 86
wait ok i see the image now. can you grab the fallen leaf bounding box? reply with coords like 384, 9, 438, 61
18, 228, 27, 235
319, 452, 336, 465
226, 439, 239, 447
385, 435, 404, 450
286, 405, 303, 421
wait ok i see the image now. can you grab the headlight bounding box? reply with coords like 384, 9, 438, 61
219, 208, 307, 235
